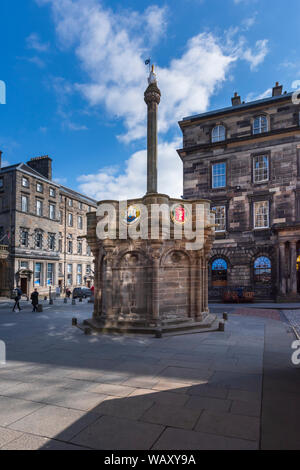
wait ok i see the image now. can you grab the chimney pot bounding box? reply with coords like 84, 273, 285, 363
231, 92, 241, 106
272, 82, 283, 97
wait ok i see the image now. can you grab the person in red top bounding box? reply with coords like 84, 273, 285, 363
91, 286, 95, 294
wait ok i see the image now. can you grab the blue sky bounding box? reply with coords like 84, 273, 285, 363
1, 0, 300, 200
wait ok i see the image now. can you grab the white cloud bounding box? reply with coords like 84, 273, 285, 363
37, 0, 270, 200
77, 138, 182, 200
26, 33, 49, 52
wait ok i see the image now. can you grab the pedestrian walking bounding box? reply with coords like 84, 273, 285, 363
31, 289, 39, 312
66, 288, 71, 299
12, 287, 22, 312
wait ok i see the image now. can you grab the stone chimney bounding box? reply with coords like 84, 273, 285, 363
231, 92, 241, 106
272, 82, 283, 97
27, 156, 52, 180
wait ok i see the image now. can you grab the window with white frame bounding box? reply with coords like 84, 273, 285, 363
212, 162, 226, 188
36, 182, 43, 193
78, 216, 83, 230
212, 206, 226, 232
253, 116, 268, 135
77, 264, 82, 285
21, 230, 28, 247
68, 240, 73, 254
212, 125, 226, 143
48, 234, 56, 251
21, 195, 29, 213
34, 263, 42, 286
35, 231, 43, 249
22, 177, 29, 188
36, 199, 43, 217
49, 204, 56, 220
68, 213, 73, 227
253, 155, 269, 183
78, 241, 83, 255
50, 188, 56, 198
68, 199, 73, 207
47, 263, 54, 286
67, 264, 72, 286
254, 201, 269, 229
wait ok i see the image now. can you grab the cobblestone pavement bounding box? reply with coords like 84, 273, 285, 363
229, 308, 281, 321
0, 299, 299, 450
282, 310, 300, 338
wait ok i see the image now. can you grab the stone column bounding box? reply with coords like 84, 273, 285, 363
279, 242, 287, 296
152, 250, 160, 325
290, 241, 298, 295
196, 255, 203, 321
144, 68, 161, 194
104, 251, 114, 318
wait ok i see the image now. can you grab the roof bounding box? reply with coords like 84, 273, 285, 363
0, 162, 97, 205
181, 92, 294, 123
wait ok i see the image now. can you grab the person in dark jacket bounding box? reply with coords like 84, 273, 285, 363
12, 287, 22, 312
31, 289, 39, 312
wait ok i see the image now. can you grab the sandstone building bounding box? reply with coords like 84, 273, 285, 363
0, 154, 96, 297
178, 83, 300, 302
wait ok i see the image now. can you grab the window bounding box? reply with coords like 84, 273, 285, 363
37, 183, 43, 193
21, 195, 28, 213
68, 213, 73, 227
253, 155, 269, 183
34, 263, 42, 286
68, 240, 73, 254
212, 163, 226, 188
20, 261, 29, 269
77, 265, 82, 285
68, 199, 73, 207
254, 257, 271, 284
211, 258, 228, 287
88, 206, 92, 212
78, 216, 83, 230
86, 265, 91, 274
0, 178, 3, 188
47, 264, 54, 286
78, 241, 83, 255
49, 234, 55, 251
254, 201, 269, 229
50, 188, 56, 198
59, 194, 63, 203
79, 202, 83, 210
21, 230, 28, 247
58, 238, 62, 253
59, 210, 63, 224
22, 177, 29, 188
36, 200, 43, 217
36, 231, 43, 249
253, 116, 268, 135
67, 264, 72, 286
49, 204, 56, 220
58, 263, 63, 276
87, 245, 91, 256
212, 125, 226, 143
212, 206, 226, 232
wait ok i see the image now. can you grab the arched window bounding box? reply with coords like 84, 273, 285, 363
253, 116, 268, 135
212, 258, 228, 287
254, 257, 271, 284
212, 125, 226, 143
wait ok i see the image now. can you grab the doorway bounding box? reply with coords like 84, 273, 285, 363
20, 278, 28, 295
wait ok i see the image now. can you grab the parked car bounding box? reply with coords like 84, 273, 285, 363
72, 287, 92, 299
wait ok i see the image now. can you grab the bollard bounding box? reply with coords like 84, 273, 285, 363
72, 318, 77, 326
79, 297, 83, 303
64, 297, 67, 304
72, 299, 76, 305
84, 327, 92, 335
37, 304, 43, 313
223, 312, 228, 321
49, 299, 53, 305
155, 329, 163, 339
219, 321, 225, 332
44, 296, 47, 301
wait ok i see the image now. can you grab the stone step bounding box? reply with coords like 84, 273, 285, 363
80, 314, 217, 336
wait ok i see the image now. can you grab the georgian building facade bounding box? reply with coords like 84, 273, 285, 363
178, 83, 300, 301
0, 155, 96, 297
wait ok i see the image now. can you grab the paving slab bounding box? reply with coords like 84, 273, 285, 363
8, 404, 99, 441
0, 396, 45, 427
71, 415, 164, 450
1, 433, 88, 450
185, 395, 231, 413
153, 427, 258, 450
0, 426, 23, 448
141, 403, 199, 430
195, 410, 260, 442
